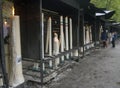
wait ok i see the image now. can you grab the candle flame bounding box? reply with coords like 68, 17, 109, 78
12, 7, 15, 16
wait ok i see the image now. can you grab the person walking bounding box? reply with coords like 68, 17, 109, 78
101, 30, 108, 48
111, 32, 117, 48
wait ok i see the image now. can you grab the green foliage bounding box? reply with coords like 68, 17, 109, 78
2, 0, 8, 2
2, 0, 13, 18
2, 0, 13, 3
91, 0, 107, 8
90, 0, 120, 22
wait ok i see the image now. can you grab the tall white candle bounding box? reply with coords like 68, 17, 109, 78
9, 16, 24, 87
69, 18, 73, 50
86, 26, 90, 49
53, 33, 60, 68
45, 19, 49, 53
60, 16, 64, 62
42, 13, 45, 71
84, 26, 86, 50
90, 26, 94, 47
48, 17, 52, 67
0, 74, 3, 86
65, 17, 69, 59
49, 17, 52, 56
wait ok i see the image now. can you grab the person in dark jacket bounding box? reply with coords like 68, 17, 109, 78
101, 30, 108, 48
111, 32, 117, 48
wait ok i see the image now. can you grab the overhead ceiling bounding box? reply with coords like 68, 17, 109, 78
13, 0, 90, 9
78, 0, 90, 8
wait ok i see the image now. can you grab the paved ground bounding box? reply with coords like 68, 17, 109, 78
1, 41, 120, 88
48, 41, 120, 88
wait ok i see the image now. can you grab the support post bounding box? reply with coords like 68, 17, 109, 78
77, 9, 80, 61
94, 18, 97, 48
0, 0, 9, 87
81, 10, 85, 57
84, 26, 86, 50
39, 0, 44, 87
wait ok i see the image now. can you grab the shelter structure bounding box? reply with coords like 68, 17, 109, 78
0, 0, 115, 88
0, 0, 90, 87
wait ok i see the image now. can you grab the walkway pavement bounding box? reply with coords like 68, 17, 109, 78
49, 41, 120, 88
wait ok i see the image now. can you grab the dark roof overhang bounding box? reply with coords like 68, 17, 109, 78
84, 3, 105, 22
78, 0, 90, 8
105, 10, 115, 19
13, 0, 79, 15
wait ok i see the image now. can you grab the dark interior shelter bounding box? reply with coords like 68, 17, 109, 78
13, 0, 81, 59
79, 3, 105, 46
110, 24, 120, 34
0, 0, 99, 87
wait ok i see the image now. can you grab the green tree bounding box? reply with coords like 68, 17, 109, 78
2, 0, 13, 17
91, 0, 120, 22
